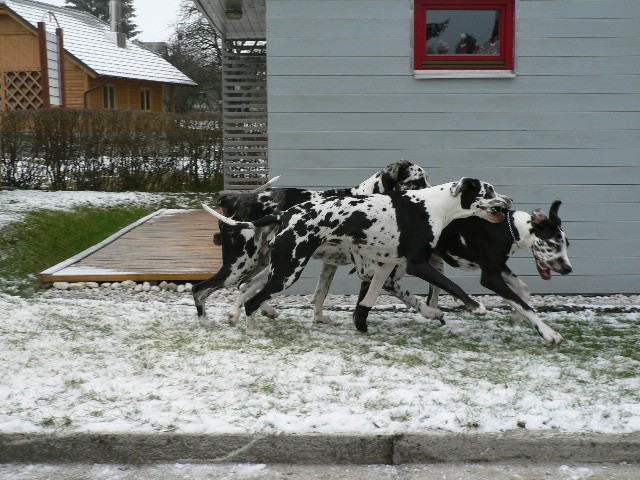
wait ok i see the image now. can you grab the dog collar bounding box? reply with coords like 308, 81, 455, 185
506, 211, 521, 248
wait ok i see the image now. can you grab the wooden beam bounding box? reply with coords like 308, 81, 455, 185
37, 22, 50, 108
56, 27, 66, 107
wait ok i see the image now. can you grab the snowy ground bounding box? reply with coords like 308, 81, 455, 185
0, 189, 639, 437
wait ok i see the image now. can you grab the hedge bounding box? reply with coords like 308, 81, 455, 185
0, 109, 223, 192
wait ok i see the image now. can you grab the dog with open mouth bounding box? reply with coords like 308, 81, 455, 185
427, 200, 570, 343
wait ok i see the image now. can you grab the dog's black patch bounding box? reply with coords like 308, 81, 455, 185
390, 193, 435, 260
332, 210, 376, 245
458, 178, 482, 210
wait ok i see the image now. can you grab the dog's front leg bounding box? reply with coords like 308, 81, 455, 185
353, 263, 396, 332
501, 267, 531, 326
407, 260, 487, 315
311, 263, 338, 324
480, 271, 563, 344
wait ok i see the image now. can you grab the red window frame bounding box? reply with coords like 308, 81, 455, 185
414, 0, 515, 71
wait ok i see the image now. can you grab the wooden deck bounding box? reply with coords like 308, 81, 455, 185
40, 209, 221, 283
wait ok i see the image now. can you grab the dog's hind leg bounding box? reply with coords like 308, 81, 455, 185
353, 262, 396, 332
480, 271, 563, 344
426, 255, 445, 310
192, 266, 235, 327
244, 245, 316, 320
311, 263, 339, 324
383, 279, 444, 324
407, 260, 487, 315
228, 267, 270, 325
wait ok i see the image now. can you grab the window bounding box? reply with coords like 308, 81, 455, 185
414, 0, 515, 73
103, 85, 116, 108
140, 88, 151, 111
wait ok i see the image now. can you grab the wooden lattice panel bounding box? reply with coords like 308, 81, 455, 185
222, 41, 269, 190
3, 71, 44, 110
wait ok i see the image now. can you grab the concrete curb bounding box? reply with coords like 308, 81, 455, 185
1, 432, 639, 465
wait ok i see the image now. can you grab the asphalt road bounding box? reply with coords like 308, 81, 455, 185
1, 462, 639, 480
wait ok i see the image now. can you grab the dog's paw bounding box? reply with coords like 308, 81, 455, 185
508, 311, 524, 326
314, 313, 333, 324
199, 315, 216, 328
260, 304, 279, 319
227, 310, 241, 326
245, 315, 261, 336
418, 303, 444, 321
472, 304, 488, 316
538, 325, 564, 345
353, 305, 371, 333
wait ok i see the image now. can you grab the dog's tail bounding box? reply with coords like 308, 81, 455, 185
202, 203, 280, 229
211, 176, 281, 204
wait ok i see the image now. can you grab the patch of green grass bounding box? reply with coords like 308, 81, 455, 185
0, 205, 157, 295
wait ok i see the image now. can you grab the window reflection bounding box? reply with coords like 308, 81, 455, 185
426, 10, 501, 55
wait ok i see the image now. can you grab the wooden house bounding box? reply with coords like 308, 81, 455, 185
195, 0, 640, 296
0, 0, 196, 112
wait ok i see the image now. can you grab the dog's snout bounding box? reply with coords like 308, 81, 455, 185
561, 265, 572, 275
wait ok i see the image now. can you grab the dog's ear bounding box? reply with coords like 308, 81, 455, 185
450, 178, 465, 196
450, 177, 479, 197
530, 209, 547, 225
549, 199, 562, 226
216, 195, 239, 213
392, 160, 411, 189
379, 161, 407, 192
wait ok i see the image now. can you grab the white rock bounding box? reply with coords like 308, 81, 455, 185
121, 280, 137, 289
69, 282, 86, 290
110, 282, 121, 289
159, 281, 169, 290
177, 284, 185, 293
167, 282, 177, 291
184, 283, 192, 292
150, 286, 160, 292
101, 283, 112, 288
134, 284, 143, 292
87, 282, 100, 289
53, 282, 70, 290
142, 282, 151, 292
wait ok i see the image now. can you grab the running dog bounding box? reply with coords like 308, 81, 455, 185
205, 178, 512, 334
426, 200, 571, 343
192, 160, 430, 326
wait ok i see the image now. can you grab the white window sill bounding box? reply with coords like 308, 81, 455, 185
414, 70, 516, 79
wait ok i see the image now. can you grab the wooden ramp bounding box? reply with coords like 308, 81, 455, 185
40, 209, 221, 283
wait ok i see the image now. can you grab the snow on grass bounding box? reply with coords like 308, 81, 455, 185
1, 189, 638, 436
1, 292, 638, 435
0, 189, 194, 229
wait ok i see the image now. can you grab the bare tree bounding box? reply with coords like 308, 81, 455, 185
161, 2, 222, 112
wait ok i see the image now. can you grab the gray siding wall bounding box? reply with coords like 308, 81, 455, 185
266, 0, 640, 295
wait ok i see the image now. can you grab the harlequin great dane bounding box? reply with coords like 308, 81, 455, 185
192, 160, 430, 326
425, 200, 571, 343
205, 178, 512, 333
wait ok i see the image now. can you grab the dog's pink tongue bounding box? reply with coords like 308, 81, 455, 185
536, 260, 552, 280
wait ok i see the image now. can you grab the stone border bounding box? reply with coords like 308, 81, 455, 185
1, 432, 639, 465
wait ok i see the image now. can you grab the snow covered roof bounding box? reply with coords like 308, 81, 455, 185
1, 0, 196, 85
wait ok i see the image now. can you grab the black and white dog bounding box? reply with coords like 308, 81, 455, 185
192, 160, 431, 326
205, 178, 512, 333
426, 200, 571, 343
